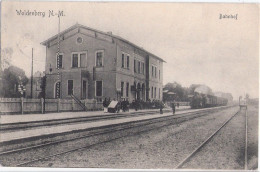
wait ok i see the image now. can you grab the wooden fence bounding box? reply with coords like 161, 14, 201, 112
0, 98, 103, 114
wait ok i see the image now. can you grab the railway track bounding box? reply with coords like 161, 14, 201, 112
0, 106, 230, 167
0, 110, 173, 132
175, 107, 248, 169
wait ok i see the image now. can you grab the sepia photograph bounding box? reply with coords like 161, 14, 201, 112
0, 1, 259, 170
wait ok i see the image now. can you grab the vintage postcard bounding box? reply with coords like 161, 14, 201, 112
0, 1, 259, 171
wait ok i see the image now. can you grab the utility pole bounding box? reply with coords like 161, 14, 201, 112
56, 14, 61, 99
31, 48, 33, 98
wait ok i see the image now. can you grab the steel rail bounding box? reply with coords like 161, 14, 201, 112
0, 107, 229, 156
175, 109, 241, 169
14, 109, 217, 167
0, 110, 171, 132
2, 107, 229, 167
244, 107, 248, 170
0, 109, 202, 156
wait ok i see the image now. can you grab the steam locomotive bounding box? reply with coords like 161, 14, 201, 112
190, 92, 228, 109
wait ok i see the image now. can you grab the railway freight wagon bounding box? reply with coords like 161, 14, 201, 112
190, 93, 228, 109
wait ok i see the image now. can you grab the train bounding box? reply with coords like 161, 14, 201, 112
190, 92, 228, 109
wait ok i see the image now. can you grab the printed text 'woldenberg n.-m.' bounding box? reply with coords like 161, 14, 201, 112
15, 10, 65, 18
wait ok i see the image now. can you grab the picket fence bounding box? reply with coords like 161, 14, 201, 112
0, 98, 103, 114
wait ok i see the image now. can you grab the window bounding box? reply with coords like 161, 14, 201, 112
77, 37, 83, 44
134, 59, 136, 73
142, 62, 145, 74
72, 54, 78, 68
151, 87, 153, 98
159, 88, 161, 99
155, 67, 157, 78
72, 52, 87, 68
154, 87, 157, 98
122, 54, 125, 68
80, 53, 87, 67
152, 66, 154, 77
121, 82, 124, 97
96, 81, 103, 97
159, 70, 160, 80
127, 55, 129, 69
68, 80, 73, 95
56, 54, 63, 69
96, 51, 104, 67
126, 82, 129, 97
138, 61, 141, 74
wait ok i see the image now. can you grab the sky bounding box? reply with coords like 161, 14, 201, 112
1, 2, 259, 100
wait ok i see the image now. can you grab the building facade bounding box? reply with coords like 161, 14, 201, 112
42, 24, 164, 102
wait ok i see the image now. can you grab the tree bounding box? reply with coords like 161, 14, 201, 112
0, 66, 29, 98
163, 82, 188, 102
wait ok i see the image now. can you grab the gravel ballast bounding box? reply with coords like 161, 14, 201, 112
181, 108, 246, 169
27, 107, 239, 168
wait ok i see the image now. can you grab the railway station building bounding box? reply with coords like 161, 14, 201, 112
41, 24, 165, 102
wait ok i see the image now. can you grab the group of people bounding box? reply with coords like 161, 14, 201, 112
103, 98, 130, 113
103, 97, 180, 114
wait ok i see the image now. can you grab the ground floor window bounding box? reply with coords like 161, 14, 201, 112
96, 81, 103, 97
126, 82, 129, 97
68, 80, 73, 95
82, 80, 87, 99
121, 82, 124, 97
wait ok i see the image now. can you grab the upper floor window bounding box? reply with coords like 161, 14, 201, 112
134, 59, 136, 73
151, 65, 157, 78
72, 52, 87, 68
96, 50, 104, 67
122, 54, 125, 68
126, 55, 129, 69
72, 54, 79, 68
155, 67, 157, 78
122, 53, 130, 69
56, 54, 63, 69
142, 62, 145, 74
159, 70, 160, 80
138, 61, 141, 74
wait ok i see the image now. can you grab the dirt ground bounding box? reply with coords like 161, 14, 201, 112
29, 107, 241, 169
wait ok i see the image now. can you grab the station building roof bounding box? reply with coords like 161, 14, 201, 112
41, 23, 166, 63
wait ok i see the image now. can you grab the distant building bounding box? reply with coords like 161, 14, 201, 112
41, 24, 165, 102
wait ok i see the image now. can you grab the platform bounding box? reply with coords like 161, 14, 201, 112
0, 106, 226, 143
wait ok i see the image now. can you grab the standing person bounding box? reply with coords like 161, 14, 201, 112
103, 98, 108, 112
177, 102, 180, 108
171, 101, 176, 114
126, 99, 130, 112
160, 101, 163, 114
133, 100, 138, 111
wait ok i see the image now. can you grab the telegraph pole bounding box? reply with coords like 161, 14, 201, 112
56, 14, 61, 99
31, 48, 33, 98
